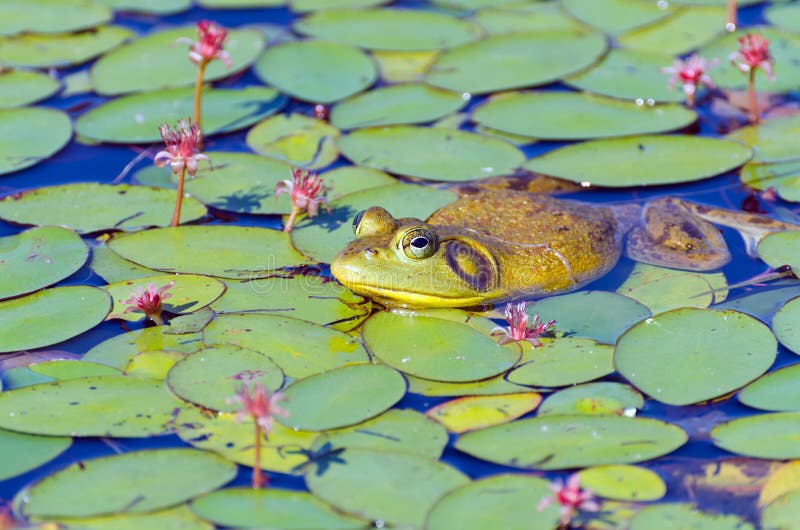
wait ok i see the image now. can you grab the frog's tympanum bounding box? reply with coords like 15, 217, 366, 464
330, 190, 797, 308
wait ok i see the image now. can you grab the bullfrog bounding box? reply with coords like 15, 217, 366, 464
330, 190, 798, 308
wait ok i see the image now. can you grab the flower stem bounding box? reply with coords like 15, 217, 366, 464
284, 206, 300, 233
748, 69, 759, 124
726, 0, 737, 30
252, 425, 264, 489
171, 166, 187, 227
150, 313, 164, 326
686, 91, 695, 108
194, 62, 207, 147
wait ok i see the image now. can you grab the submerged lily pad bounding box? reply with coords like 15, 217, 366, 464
538, 382, 644, 416
772, 296, 800, 355
616, 308, 776, 405
295, 8, 482, 51
738, 363, 800, 411
472, 91, 696, 140
19, 448, 236, 519
524, 135, 753, 187
507, 338, 615, 387
0, 226, 87, 300
456, 415, 687, 469
0, 429, 71, 481
629, 503, 754, 530
618, 6, 726, 55
107, 225, 308, 279
0, 183, 206, 234
426, 393, 542, 433
0, 69, 60, 107
0, 25, 134, 68
254, 40, 376, 104
0, 0, 110, 36
0, 107, 71, 175
245, 113, 340, 170
76, 87, 286, 143
0, 286, 110, 353
106, 274, 225, 321
425, 30, 607, 94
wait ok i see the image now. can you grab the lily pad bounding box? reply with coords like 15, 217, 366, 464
507, 338, 615, 387
75, 86, 286, 143
294, 8, 482, 51
524, 135, 753, 187
254, 40, 376, 104
338, 125, 524, 182
616, 263, 728, 313
189, 488, 367, 529
245, 113, 340, 170
0, 107, 71, 175
740, 160, 800, 203
0, 375, 183, 437
713, 412, 800, 459
0, 25, 134, 68
362, 311, 520, 382
456, 415, 687, 469
98, 0, 191, 14
56, 506, 213, 530
203, 313, 369, 379
0, 183, 206, 234
291, 0, 390, 10
0, 0, 110, 36
538, 382, 644, 416
726, 114, 800, 164
167, 344, 283, 412
289, 183, 457, 263
278, 364, 405, 431
758, 231, 800, 275
616, 308, 776, 405
19, 448, 236, 519
618, 6, 726, 55
426, 474, 560, 530
766, 3, 800, 33
29, 359, 120, 380
0, 69, 60, 107
370, 49, 439, 83
0, 429, 71, 481
471, 3, 586, 34
106, 274, 225, 321
738, 363, 800, 411
125, 350, 187, 379
426, 393, 542, 433
473, 91, 695, 140
0, 286, 110, 353
762, 490, 800, 530
406, 373, 532, 397
560, 0, 674, 36
425, 30, 607, 94
305, 448, 469, 528
579, 465, 666, 501
772, 296, 800, 355
0, 226, 87, 300
629, 503, 754, 530
107, 225, 308, 280
83, 326, 204, 370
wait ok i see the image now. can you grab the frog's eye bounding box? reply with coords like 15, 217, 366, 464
352, 210, 366, 236
401, 228, 437, 259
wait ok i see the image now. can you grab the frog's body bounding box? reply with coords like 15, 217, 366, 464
330, 190, 797, 308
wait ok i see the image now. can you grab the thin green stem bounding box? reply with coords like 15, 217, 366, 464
171, 166, 186, 227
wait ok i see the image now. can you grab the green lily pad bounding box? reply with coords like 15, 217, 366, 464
616, 308, 776, 405
197, 0, 282, 6
76, 86, 286, 143
766, 3, 800, 33
254, 40, 376, 104
738, 363, 800, 411
629, 503, 754, 530
98, 0, 191, 14
0, 0, 109, 36
289, 183, 457, 263
0, 429, 71, 481
167, 344, 283, 412
714, 283, 800, 322
83, 326, 203, 370
245, 113, 340, 170
91, 241, 161, 282
713, 412, 800, 459
0, 25, 134, 68
699, 27, 800, 93
773, 296, 800, 355
425, 30, 607, 94
91, 26, 265, 95
362, 311, 520, 382
579, 465, 666, 501
107, 225, 308, 280
0, 183, 206, 234
758, 231, 800, 275
295, 8, 482, 51
19, 448, 236, 519
538, 382, 644, 416
189, 488, 366, 529
338, 125, 524, 181
618, 6, 726, 55
471, 3, 586, 34
426, 393, 542, 433
507, 338, 615, 387
203, 313, 369, 379
278, 364, 405, 431
524, 135, 753, 187
313, 408, 448, 459
105, 274, 225, 321
528, 291, 651, 344
565, 48, 690, 103
472, 91, 695, 140
0, 69, 60, 107
0, 107, 71, 175
0, 226, 87, 300
0, 375, 183, 437
560, 0, 674, 36
740, 160, 800, 203
406, 373, 532, 397
456, 415, 687, 470
726, 114, 800, 164
29, 359, 120, 380
331, 84, 467, 130
762, 490, 800, 530
125, 350, 187, 379
426, 474, 560, 530
56, 506, 213, 530
616, 263, 728, 313
291, 0, 389, 11
211, 276, 371, 332
370, 49, 439, 83
0, 286, 110, 353
305, 448, 469, 528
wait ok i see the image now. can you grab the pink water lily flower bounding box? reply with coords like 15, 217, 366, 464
274, 168, 329, 232
230, 383, 289, 435
537, 473, 600, 527
491, 301, 555, 347
179, 20, 232, 68
155, 118, 209, 178
121, 281, 174, 325
730, 32, 775, 79
661, 54, 717, 106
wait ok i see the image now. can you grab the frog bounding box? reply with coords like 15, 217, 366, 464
330, 189, 798, 308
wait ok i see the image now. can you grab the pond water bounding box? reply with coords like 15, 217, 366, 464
1, 0, 800, 528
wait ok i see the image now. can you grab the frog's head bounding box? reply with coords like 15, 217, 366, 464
330, 206, 502, 308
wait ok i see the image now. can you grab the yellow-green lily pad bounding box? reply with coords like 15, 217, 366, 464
538, 382, 644, 416
762, 490, 800, 530
426, 393, 542, 433
579, 465, 666, 501
56, 506, 213, 530
245, 113, 340, 170
83, 326, 204, 369
629, 503, 754, 530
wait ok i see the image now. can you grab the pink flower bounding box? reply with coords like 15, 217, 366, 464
178, 20, 232, 68
121, 281, 174, 324
730, 32, 775, 80
537, 473, 600, 527
661, 54, 717, 97
154, 118, 210, 177
274, 168, 329, 232
229, 383, 289, 435
491, 301, 555, 347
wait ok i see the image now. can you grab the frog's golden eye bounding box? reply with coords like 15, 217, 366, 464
352, 210, 366, 236
402, 228, 437, 259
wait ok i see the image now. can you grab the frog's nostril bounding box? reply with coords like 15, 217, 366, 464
365, 247, 378, 258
